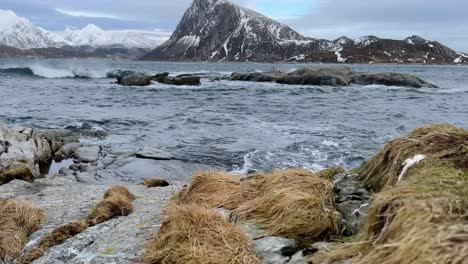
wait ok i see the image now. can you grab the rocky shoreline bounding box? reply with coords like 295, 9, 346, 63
0, 123, 466, 263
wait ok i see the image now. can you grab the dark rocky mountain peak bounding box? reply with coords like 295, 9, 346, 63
141, 0, 465, 64
404, 35, 427, 45
142, 0, 335, 62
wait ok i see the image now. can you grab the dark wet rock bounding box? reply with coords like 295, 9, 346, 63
135, 147, 174, 160
351, 73, 438, 88
111, 70, 137, 84
120, 74, 152, 86
334, 173, 370, 236
58, 167, 74, 176
158, 76, 201, 86
54, 142, 82, 161
152, 72, 170, 82
230, 67, 436, 88
74, 146, 101, 163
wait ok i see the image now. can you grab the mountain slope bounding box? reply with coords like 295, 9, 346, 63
0, 10, 62, 49
143, 0, 464, 64
0, 10, 167, 50
142, 0, 337, 61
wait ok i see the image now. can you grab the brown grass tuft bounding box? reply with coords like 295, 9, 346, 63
235, 169, 341, 244
356, 124, 468, 191
142, 204, 260, 264
174, 171, 250, 210
143, 179, 170, 188
86, 193, 134, 226
316, 166, 346, 180
22, 186, 135, 263
103, 185, 136, 201
311, 125, 468, 264
22, 220, 88, 264
0, 199, 46, 262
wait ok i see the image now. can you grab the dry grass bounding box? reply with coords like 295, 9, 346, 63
22, 186, 135, 263
142, 204, 260, 264
235, 169, 341, 244
356, 124, 468, 191
143, 179, 170, 188
316, 166, 346, 180
21, 220, 88, 263
310, 125, 468, 264
0, 199, 46, 262
174, 171, 250, 210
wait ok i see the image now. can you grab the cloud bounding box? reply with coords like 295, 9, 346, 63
54, 8, 123, 20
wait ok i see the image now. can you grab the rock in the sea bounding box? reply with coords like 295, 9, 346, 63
135, 147, 173, 160
253, 237, 300, 264
74, 146, 101, 163
152, 72, 170, 82
351, 73, 438, 88
120, 74, 152, 86
230, 67, 436, 88
158, 76, 201, 86
111, 70, 137, 84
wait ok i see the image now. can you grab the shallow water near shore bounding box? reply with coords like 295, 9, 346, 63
1, 59, 468, 178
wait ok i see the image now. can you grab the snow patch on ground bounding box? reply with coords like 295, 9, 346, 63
397, 154, 427, 183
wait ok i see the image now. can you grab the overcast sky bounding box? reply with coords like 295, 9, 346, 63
1, 0, 467, 51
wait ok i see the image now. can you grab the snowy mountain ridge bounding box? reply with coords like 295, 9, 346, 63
0, 10, 168, 49
144, 0, 466, 64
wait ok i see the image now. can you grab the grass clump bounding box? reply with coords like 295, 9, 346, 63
0, 199, 46, 262
143, 178, 170, 188
142, 204, 260, 264
235, 169, 341, 244
22, 186, 135, 264
0, 163, 34, 186
310, 124, 468, 264
174, 169, 342, 244
357, 124, 468, 191
174, 171, 250, 210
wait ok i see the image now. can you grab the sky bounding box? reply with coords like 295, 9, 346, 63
1, 0, 467, 51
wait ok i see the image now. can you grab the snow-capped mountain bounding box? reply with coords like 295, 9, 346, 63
0, 10, 62, 49
143, 0, 464, 64
0, 10, 167, 49
143, 0, 337, 61
56, 24, 169, 48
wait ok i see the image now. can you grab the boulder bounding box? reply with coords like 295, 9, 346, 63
253, 237, 300, 264
334, 173, 370, 236
110, 70, 137, 84
229, 67, 437, 88
74, 146, 101, 163
135, 147, 173, 160
158, 76, 201, 86
351, 73, 438, 88
120, 74, 152, 86
54, 142, 82, 161
152, 72, 170, 82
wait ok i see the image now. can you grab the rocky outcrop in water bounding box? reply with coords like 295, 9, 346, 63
230, 67, 438, 88
142, 0, 465, 64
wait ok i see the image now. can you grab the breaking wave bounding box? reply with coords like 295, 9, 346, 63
0, 65, 109, 79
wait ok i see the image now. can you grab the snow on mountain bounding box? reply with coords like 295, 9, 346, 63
0, 10, 62, 49
0, 10, 168, 49
56, 25, 169, 48
143, 0, 335, 61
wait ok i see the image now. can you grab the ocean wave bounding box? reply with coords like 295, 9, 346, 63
0, 65, 109, 79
